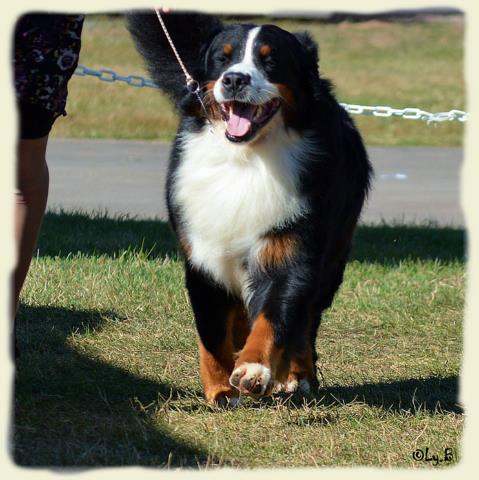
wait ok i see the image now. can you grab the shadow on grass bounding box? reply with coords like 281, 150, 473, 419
318, 376, 463, 414
39, 210, 465, 264
252, 376, 463, 415
352, 222, 465, 264
39, 211, 180, 260
13, 304, 207, 467
13, 305, 462, 467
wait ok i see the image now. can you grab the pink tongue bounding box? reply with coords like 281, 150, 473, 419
226, 103, 256, 137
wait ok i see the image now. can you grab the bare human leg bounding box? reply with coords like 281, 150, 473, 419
12, 135, 49, 351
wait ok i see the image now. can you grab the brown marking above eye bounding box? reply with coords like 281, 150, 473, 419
259, 44, 271, 57
223, 43, 233, 55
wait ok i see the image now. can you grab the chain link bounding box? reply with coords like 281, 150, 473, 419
75, 65, 159, 89
339, 103, 469, 123
74, 65, 469, 123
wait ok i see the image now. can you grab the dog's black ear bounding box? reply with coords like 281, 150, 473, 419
293, 31, 319, 65
293, 30, 333, 104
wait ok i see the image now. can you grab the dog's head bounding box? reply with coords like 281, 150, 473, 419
202, 24, 319, 144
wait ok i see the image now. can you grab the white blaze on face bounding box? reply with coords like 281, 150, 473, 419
213, 26, 278, 105
234, 26, 261, 72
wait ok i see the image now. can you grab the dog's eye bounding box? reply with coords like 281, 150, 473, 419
215, 55, 231, 66
262, 57, 276, 69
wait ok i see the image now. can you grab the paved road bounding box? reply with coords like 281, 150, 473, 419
46, 139, 464, 227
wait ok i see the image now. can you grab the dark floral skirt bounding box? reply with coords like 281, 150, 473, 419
13, 13, 84, 138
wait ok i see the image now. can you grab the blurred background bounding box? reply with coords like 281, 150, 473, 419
53, 10, 464, 146
45, 9, 465, 226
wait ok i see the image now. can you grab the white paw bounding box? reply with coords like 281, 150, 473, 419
273, 377, 311, 394
229, 363, 272, 396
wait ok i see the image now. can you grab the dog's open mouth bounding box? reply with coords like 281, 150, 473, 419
220, 99, 282, 143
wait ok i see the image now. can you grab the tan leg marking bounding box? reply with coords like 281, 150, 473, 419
229, 313, 288, 396
199, 341, 238, 406
275, 347, 315, 394
199, 304, 248, 406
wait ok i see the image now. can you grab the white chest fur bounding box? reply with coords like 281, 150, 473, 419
173, 125, 310, 298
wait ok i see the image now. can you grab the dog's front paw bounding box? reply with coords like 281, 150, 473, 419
204, 385, 240, 408
273, 376, 311, 394
229, 362, 273, 396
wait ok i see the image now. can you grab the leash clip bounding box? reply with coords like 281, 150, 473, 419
186, 78, 200, 94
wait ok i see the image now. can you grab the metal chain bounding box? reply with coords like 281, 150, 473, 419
339, 103, 469, 123
73, 65, 468, 123
74, 65, 159, 89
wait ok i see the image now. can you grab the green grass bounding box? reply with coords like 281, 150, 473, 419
51, 15, 465, 146
14, 211, 465, 468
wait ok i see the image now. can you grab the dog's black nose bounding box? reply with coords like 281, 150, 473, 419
222, 72, 251, 92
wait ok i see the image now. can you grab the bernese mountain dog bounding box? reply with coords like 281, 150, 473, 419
127, 11, 372, 406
